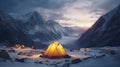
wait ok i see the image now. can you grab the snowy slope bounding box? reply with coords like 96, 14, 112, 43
77, 4, 120, 48
0, 46, 120, 67
0, 11, 34, 47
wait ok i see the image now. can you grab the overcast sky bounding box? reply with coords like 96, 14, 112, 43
0, 0, 120, 28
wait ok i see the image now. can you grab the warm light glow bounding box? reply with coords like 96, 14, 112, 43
15, 44, 25, 49
44, 42, 67, 58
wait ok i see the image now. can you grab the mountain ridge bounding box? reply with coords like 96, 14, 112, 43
77, 4, 120, 48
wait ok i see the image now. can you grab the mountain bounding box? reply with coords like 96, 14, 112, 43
13, 11, 71, 43
77, 4, 120, 48
0, 11, 36, 47
25, 11, 45, 30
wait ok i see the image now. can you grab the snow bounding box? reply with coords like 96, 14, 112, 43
0, 62, 52, 67
71, 55, 120, 67
0, 46, 120, 67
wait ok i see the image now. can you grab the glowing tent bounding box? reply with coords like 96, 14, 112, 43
43, 42, 67, 58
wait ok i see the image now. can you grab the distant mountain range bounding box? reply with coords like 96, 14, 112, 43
13, 11, 73, 43
77, 4, 120, 48
0, 11, 74, 47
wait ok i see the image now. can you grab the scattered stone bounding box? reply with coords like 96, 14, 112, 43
71, 59, 81, 64
110, 50, 116, 55
45, 60, 49, 62
0, 50, 11, 60
45, 63, 48, 65
64, 55, 71, 58
39, 54, 44, 57
54, 65, 58, 67
82, 57, 91, 60
62, 63, 70, 67
15, 58, 26, 62
18, 52, 26, 55
56, 62, 61, 64
95, 54, 105, 58
70, 49, 73, 52
27, 53, 33, 56
35, 61, 43, 64
65, 60, 70, 62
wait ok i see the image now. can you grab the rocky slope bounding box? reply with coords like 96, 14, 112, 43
0, 11, 36, 47
77, 4, 120, 47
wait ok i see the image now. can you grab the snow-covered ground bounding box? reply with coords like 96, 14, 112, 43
0, 46, 120, 67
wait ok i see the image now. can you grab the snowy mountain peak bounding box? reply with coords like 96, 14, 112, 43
29, 11, 42, 19
27, 11, 44, 25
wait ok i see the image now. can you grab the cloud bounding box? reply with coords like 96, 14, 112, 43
0, 0, 73, 13
54, 0, 120, 28
0, 0, 120, 28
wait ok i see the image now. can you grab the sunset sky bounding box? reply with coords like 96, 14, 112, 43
0, 0, 120, 28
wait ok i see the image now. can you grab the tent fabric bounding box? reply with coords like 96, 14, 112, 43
43, 42, 67, 58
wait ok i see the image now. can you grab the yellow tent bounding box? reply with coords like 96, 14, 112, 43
43, 42, 67, 58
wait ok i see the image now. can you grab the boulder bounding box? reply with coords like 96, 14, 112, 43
71, 59, 81, 64
15, 58, 26, 62
64, 55, 71, 58
0, 50, 11, 60
35, 61, 43, 64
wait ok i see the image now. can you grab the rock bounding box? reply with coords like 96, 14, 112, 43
56, 62, 61, 64
27, 53, 34, 56
45, 60, 49, 62
70, 49, 73, 52
0, 58, 7, 62
65, 60, 70, 62
8, 49, 16, 53
64, 55, 71, 58
15, 58, 26, 62
35, 61, 43, 64
62, 63, 70, 67
39, 54, 44, 57
0, 50, 11, 60
18, 52, 26, 55
82, 57, 91, 60
94, 54, 105, 58
71, 59, 81, 64
110, 50, 116, 55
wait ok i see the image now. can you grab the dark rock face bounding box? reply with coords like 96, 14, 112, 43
0, 12, 35, 46
77, 4, 120, 48
0, 50, 11, 60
